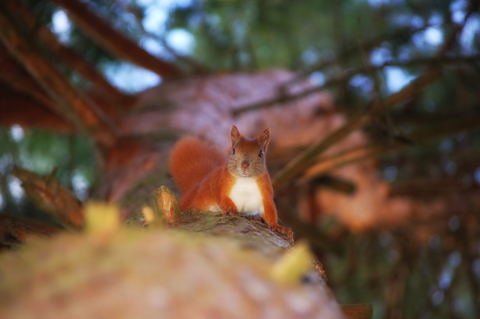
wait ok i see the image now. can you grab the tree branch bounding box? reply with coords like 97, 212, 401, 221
118, 1, 210, 75
232, 74, 350, 116
0, 50, 59, 114
297, 110, 480, 184
271, 69, 442, 191
4, 1, 134, 108
51, 0, 184, 79
232, 55, 478, 117
0, 83, 72, 133
0, 3, 120, 147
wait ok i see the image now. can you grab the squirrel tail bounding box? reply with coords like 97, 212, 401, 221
169, 137, 226, 195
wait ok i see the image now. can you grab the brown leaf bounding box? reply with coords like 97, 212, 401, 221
12, 167, 84, 230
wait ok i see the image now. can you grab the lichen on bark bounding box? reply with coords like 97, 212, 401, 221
0, 223, 342, 319
0, 184, 340, 319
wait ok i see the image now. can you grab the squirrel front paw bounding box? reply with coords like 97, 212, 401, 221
222, 207, 242, 217
271, 226, 294, 242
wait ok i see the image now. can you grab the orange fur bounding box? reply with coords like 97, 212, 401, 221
256, 171, 279, 228
169, 137, 236, 212
169, 137, 225, 195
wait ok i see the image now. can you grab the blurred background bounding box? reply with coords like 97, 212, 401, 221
1, 0, 480, 318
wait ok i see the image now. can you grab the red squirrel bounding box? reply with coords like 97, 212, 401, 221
169, 125, 289, 234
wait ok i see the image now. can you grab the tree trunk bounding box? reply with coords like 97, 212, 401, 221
0, 179, 346, 319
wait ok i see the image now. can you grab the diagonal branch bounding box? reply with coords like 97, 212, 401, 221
297, 110, 480, 185
0, 49, 58, 113
0, 83, 72, 133
4, 1, 133, 108
271, 69, 442, 191
0, 3, 120, 147
117, 1, 210, 75
232, 55, 478, 117
50, 0, 184, 79
436, 0, 479, 57
281, 3, 479, 191
232, 74, 350, 116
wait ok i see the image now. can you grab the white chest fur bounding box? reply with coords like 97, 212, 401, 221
229, 177, 264, 215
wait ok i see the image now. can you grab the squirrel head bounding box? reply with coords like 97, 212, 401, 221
227, 125, 270, 178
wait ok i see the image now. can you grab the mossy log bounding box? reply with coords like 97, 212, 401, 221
0, 185, 347, 319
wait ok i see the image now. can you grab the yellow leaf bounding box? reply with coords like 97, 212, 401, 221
142, 205, 162, 227
271, 240, 313, 285
84, 201, 120, 233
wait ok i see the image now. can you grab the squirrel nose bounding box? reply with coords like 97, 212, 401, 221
241, 161, 250, 169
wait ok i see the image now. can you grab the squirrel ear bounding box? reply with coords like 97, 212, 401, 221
258, 128, 270, 150
230, 125, 241, 145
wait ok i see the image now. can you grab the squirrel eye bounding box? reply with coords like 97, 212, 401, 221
259, 150, 264, 158
231, 147, 235, 155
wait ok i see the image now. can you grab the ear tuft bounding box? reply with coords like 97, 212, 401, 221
230, 125, 241, 145
258, 128, 270, 150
